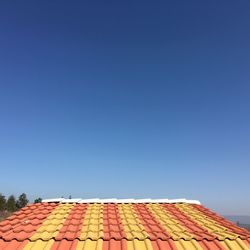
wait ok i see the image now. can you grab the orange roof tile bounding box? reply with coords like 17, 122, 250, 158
0, 200, 249, 249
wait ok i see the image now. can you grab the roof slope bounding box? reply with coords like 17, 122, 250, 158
0, 201, 249, 250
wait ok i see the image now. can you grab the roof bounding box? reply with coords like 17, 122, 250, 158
0, 199, 249, 250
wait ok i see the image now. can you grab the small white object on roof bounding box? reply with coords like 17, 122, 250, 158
42, 198, 201, 204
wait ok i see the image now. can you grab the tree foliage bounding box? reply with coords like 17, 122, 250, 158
16, 193, 29, 209
0, 193, 32, 219
6, 195, 17, 212
34, 197, 42, 203
0, 193, 6, 211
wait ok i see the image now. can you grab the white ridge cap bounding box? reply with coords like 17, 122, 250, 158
42, 198, 201, 204
114, 199, 136, 203
78, 198, 101, 203
61, 198, 82, 203
185, 199, 201, 205
42, 198, 64, 203
166, 198, 186, 203
136, 199, 153, 203
149, 199, 169, 203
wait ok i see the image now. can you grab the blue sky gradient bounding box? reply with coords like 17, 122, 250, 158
0, 0, 250, 215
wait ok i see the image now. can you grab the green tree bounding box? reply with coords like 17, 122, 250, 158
0, 193, 6, 211
34, 197, 42, 203
6, 195, 17, 212
16, 193, 29, 209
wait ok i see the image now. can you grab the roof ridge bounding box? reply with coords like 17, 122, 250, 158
41, 198, 201, 204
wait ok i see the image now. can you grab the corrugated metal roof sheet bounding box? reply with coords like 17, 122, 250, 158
0, 201, 249, 249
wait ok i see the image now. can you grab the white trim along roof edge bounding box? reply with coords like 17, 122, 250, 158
42, 198, 201, 205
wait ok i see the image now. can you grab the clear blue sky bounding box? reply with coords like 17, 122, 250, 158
0, 0, 249, 215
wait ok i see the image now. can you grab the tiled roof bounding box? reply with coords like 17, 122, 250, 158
0, 200, 249, 249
